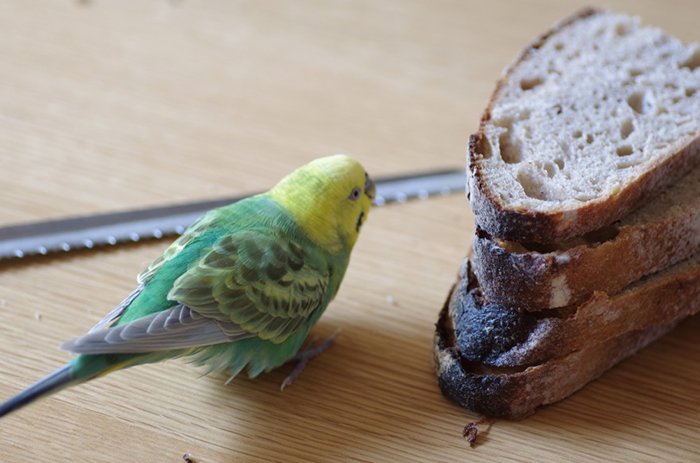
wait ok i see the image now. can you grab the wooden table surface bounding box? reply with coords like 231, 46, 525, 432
1, 1, 698, 461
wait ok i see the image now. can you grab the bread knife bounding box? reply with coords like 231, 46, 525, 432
0, 168, 465, 261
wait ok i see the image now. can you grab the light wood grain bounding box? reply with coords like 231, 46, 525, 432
0, 1, 698, 461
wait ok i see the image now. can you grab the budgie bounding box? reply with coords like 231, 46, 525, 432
0, 154, 375, 418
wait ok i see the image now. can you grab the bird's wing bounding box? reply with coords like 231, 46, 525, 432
61, 304, 253, 354
71, 209, 222, 344
137, 210, 218, 285
168, 229, 330, 344
62, 228, 329, 354
87, 285, 144, 333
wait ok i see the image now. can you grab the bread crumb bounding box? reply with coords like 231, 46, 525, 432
1, 300, 6, 307
463, 416, 488, 448
35, 312, 41, 321
386, 295, 397, 305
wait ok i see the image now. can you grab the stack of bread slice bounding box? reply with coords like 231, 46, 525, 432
434, 7, 700, 420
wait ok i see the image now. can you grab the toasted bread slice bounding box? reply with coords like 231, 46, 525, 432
434, 301, 678, 420
472, 164, 700, 310
468, 7, 700, 243
445, 256, 700, 368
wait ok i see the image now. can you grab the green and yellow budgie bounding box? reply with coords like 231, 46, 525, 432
0, 154, 375, 418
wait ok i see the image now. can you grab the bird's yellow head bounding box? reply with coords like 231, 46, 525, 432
268, 155, 375, 254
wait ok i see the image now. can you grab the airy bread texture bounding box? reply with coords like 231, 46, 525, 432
468, 7, 700, 243
473, 164, 700, 310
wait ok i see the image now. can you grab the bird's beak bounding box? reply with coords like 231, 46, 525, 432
365, 173, 376, 201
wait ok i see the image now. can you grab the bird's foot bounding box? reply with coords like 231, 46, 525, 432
280, 329, 340, 391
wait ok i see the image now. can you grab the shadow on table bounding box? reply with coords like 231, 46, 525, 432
202, 311, 700, 458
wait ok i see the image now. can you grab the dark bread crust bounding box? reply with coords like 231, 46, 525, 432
473, 173, 700, 310
447, 257, 700, 367
447, 259, 538, 364
472, 226, 594, 310
434, 289, 679, 420
467, 7, 700, 243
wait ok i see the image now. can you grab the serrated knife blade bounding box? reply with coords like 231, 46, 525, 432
0, 168, 465, 261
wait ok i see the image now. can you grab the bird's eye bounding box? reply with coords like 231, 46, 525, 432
349, 187, 361, 201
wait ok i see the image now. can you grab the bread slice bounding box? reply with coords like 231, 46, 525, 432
446, 255, 700, 368
468, 7, 700, 243
434, 301, 679, 420
473, 164, 700, 310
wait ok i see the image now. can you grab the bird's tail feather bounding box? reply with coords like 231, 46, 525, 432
0, 353, 147, 419
0, 364, 77, 418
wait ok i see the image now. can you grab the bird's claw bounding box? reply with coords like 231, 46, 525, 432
280, 329, 340, 391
